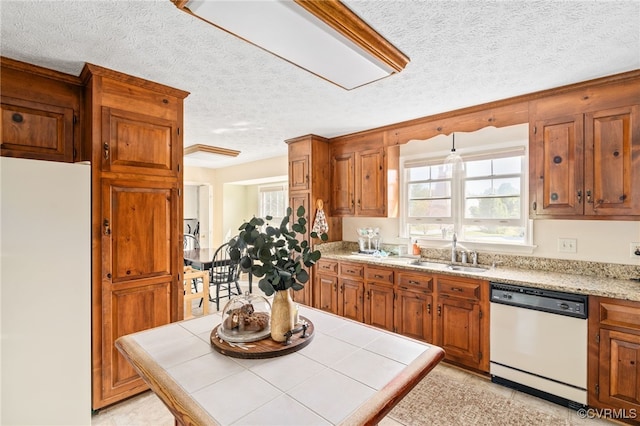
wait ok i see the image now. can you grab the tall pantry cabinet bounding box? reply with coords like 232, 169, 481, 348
82, 64, 189, 409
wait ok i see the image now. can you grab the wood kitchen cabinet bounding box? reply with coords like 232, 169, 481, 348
330, 134, 399, 217
83, 63, 189, 410
338, 262, 365, 322
530, 82, 640, 219
395, 272, 434, 342
1, 57, 87, 162
364, 266, 395, 331
435, 275, 489, 372
315, 259, 339, 314
287, 135, 342, 307
588, 297, 640, 418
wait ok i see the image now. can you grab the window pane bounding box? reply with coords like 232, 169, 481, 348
465, 196, 521, 219
465, 159, 491, 178
462, 223, 525, 243
407, 166, 430, 180
466, 177, 520, 197
408, 223, 452, 239
409, 181, 451, 199
408, 199, 451, 217
493, 157, 521, 175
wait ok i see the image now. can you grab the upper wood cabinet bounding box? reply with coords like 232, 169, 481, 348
1, 57, 86, 162
330, 134, 399, 217
530, 81, 640, 219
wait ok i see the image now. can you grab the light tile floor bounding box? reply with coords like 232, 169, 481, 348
92, 281, 615, 425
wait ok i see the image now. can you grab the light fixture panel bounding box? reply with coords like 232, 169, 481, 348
176, 0, 408, 90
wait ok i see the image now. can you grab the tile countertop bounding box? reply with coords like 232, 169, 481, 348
115, 306, 445, 426
321, 252, 640, 302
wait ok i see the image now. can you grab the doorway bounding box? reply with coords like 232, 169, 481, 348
184, 182, 212, 248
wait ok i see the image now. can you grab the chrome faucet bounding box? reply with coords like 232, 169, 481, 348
451, 232, 457, 263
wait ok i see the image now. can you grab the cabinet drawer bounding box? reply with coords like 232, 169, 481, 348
397, 272, 433, 292
366, 266, 394, 284
597, 299, 640, 331
437, 276, 481, 301
340, 262, 364, 278
316, 260, 338, 274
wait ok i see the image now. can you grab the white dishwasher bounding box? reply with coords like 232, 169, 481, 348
490, 282, 588, 409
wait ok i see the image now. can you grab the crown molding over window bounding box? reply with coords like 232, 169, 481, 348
171, 0, 409, 90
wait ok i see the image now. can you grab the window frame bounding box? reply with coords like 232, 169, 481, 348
258, 183, 288, 224
400, 143, 532, 249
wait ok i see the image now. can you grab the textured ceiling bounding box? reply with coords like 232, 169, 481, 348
1, 1, 639, 169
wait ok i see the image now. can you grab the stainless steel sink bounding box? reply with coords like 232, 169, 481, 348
446, 265, 487, 273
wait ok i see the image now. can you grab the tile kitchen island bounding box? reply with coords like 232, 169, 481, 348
115, 305, 445, 425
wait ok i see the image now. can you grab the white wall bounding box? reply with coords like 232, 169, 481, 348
1, 157, 91, 425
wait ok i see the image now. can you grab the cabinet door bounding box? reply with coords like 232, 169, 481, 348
585, 105, 640, 216
102, 107, 178, 177
316, 273, 338, 314
1, 96, 75, 162
532, 115, 584, 216
331, 151, 355, 215
289, 154, 309, 191
340, 278, 364, 322
436, 296, 482, 369
357, 148, 386, 216
289, 192, 312, 305
364, 282, 394, 331
394, 287, 432, 342
94, 178, 179, 407
597, 329, 640, 410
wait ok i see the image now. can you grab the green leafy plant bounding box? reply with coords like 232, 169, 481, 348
228, 206, 328, 296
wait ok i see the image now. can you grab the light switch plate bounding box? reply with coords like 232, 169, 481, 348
631, 242, 640, 258
558, 238, 577, 253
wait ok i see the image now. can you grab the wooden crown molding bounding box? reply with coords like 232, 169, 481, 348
184, 144, 240, 157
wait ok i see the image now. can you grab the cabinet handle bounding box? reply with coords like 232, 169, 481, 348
374, 274, 384, 279
340, 284, 343, 293
577, 190, 582, 203
103, 142, 110, 160
367, 290, 370, 299
409, 280, 419, 285
586, 190, 592, 203
351, 199, 354, 208
427, 303, 431, 314
437, 305, 441, 316
450, 287, 463, 292
103, 219, 111, 235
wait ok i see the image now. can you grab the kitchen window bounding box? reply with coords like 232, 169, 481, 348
259, 183, 288, 224
402, 146, 529, 246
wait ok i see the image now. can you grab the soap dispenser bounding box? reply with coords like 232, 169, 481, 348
412, 240, 421, 255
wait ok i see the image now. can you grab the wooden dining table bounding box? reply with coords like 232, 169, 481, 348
183, 248, 252, 293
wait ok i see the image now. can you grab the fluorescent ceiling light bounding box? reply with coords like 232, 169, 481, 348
172, 0, 410, 90
184, 144, 240, 157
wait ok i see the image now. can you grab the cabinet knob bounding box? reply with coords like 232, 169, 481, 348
11, 113, 23, 123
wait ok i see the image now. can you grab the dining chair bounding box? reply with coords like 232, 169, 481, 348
183, 266, 209, 319
208, 242, 242, 311
183, 233, 200, 250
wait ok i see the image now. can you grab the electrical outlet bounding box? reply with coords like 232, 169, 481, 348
558, 238, 577, 253
631, 242, 640, 258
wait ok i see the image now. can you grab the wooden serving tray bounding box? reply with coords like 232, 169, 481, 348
210, 316, 314, 359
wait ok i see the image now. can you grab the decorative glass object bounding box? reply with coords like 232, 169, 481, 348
218, 292, 271, 343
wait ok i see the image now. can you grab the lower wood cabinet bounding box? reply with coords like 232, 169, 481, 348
395, 287, 433, 342
314, 258, 490, 373
435, 276, 489, 372
364, 266, 395, 331
365, 282, 395, 331
395, 272, 433, 341
588, 296, 640, 418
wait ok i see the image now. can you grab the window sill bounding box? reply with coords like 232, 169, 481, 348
415, 238, 537, 255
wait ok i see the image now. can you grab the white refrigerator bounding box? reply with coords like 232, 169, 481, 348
1, 156, 91, 425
